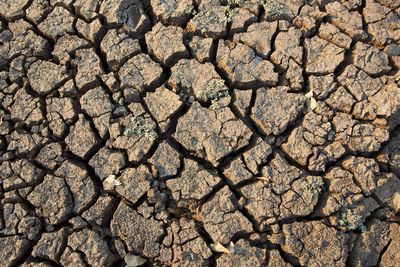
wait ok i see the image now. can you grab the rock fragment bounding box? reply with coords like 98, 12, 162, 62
89, 147, 126, 181
11, 87, 44, 126
0, 236, 32, 266
270, 27, 303, 69
72, 48, 104, 90
55, 160, 97, 214
326, 1, 367, 40
169, 59, 228, 100
186, 6, 227, 38
68, 229, 117, 266
0, 0, 30, 20
318, 23, 352, 49
150, 142, 180, 179
115, 165, 152, 204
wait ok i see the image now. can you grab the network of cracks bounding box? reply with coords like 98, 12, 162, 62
0, 0, 400, 266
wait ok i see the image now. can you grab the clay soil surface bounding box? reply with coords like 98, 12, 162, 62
1, 0, 400, 266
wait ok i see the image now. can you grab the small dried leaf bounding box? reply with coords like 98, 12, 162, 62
305, 91, 317, 112
210, 241, 235, 254
104, 175, 121, 186
388, 216, 400, 223
125, 253, 147, 267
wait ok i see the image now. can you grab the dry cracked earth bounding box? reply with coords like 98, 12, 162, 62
1, 0, 400, 266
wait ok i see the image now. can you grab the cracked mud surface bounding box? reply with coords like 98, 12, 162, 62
0, 0, 400, 266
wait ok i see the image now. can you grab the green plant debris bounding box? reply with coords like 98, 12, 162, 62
261, 0, 286, 16
123, 115, 157, 141
337, 203, 367, 232
192, 10, 222, 34
301, 178, 324, 198
198, 79, 229, 109
225, 0, 241, 23
183, 3, 197, 15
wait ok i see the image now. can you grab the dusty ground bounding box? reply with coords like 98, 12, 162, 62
0, 0, 400, 266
